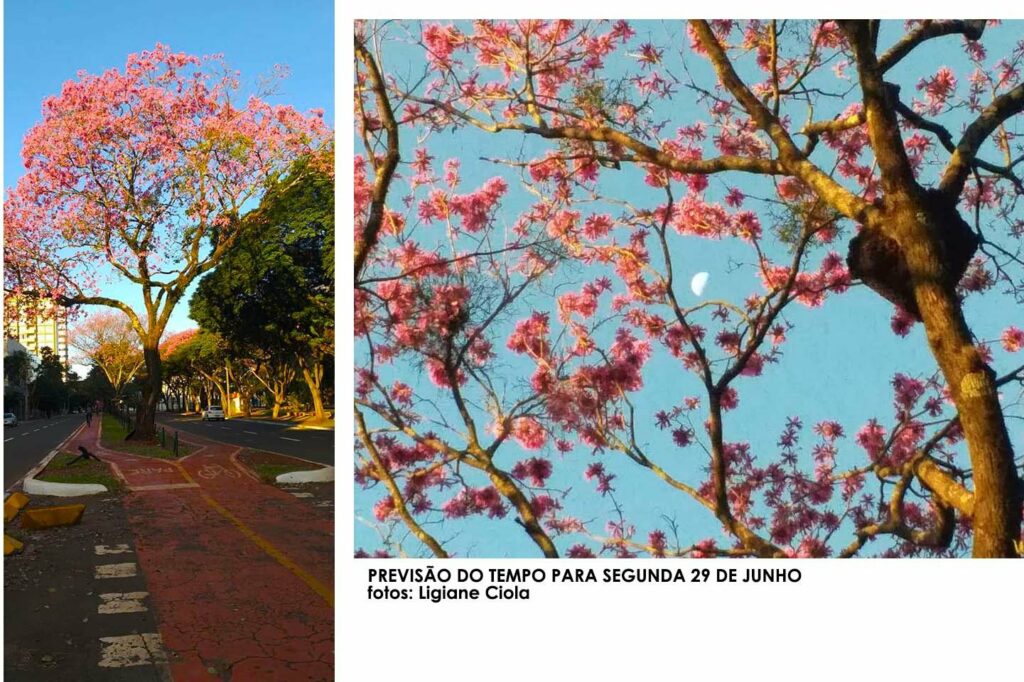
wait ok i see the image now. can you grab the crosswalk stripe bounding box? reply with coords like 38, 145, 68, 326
95, 544, 132, 555
98, 592, 149, 614
98, 633, 166, 667
95, 563, 138, 579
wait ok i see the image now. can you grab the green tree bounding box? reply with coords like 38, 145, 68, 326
164, 330, 231, 412
31, 346, 66, 416
80, 365, 115, 408
191, 152, 334, 420
4, 349, 34, 417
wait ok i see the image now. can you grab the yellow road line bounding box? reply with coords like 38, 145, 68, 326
170, 461, 333, 607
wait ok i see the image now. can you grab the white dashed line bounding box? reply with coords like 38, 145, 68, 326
95, 544, 132, 555
98, 633, 166, 668
95, 563, 138, 579
290, 492, 313, 498
98, 592, 149, 614
280, 437, 300, 442
4, 438, 11, 442
243, 431, 258, 435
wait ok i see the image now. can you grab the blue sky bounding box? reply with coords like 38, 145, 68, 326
354, 20, 1024, 557
4, 0, 334, 344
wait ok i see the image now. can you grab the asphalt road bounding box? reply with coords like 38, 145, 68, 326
3, 415, 86, 491
156, 413, 334, 466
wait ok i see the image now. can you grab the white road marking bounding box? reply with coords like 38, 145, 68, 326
290, 492, 314, 498
95, 544, 132, 555
95, 563, 138, 579
98, 633, 166, 667
243, 430, 258, 435
314, 501, 333, 508
32, 429, 40, 432
280, 437, 300, 442
129, 483, 199, 491
98, 592, 149, 614
4, 438, 11, 442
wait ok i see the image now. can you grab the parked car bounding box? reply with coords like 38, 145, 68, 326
4, 413, 17, 426
202, 406, 226, 421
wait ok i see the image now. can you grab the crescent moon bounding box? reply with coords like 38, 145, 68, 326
690, 272, 709, 297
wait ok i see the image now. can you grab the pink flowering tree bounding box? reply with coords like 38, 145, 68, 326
4, 44, 330, 439
70, 311, 145, 405
355, 21, 1024, 558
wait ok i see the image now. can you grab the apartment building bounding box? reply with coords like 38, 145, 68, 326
3, 297, 70, 367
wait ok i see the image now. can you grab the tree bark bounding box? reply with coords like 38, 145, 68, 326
300, 359, 326, 420
131, 345, 161, 441
885, 198, 1022, 557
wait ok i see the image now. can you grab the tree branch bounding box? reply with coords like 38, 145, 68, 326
355, 37, 401, 282
939, 82, 1024, 198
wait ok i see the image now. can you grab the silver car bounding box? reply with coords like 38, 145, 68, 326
4, 413, 18, 426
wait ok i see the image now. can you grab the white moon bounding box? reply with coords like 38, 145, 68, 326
690, 272, 709, 297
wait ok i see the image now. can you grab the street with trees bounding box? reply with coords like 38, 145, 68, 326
3, 43, 330, 439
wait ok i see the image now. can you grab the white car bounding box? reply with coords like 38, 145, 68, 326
3, 413, 17, 426
202, 406, 226, 421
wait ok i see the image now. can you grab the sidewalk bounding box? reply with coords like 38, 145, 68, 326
79, 421, 334, 680
4, 489, 166, 681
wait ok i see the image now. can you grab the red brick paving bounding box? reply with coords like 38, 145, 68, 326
76, 420, 334, 681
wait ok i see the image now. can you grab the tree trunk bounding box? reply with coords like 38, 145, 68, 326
890, 199, 1022, 557
271, 380, 288, 420
131, 345, 161, 441
300, 360, 325, 420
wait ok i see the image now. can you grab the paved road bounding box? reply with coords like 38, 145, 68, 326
155, 414, 333, 466
3, 416, 86, 491
4, 490, 165, 680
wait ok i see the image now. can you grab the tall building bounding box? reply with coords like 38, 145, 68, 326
3, 297, 70, 367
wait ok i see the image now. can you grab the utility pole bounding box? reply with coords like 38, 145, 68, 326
225, 364, 231, 418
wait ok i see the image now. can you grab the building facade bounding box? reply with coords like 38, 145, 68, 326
3, 297, 70, 367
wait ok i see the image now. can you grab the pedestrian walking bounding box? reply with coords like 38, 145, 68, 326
86, 408, 92, 426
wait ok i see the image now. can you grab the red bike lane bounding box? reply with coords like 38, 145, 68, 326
75, 421, 334, 681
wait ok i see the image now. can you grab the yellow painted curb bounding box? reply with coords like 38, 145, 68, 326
20, 504, 85, 530
4, 492, 30, 522
4, 534, 24, 555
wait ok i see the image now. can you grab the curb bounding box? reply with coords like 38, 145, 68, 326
276, 466, 335, 484
23, 478, 108, 497
200, 415, 335, 431
5, 421, 88, 496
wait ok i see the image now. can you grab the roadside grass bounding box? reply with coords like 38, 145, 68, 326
239, 450, 321, 484
101, 414, 195, 459
230, 407, 334, 430
36, 452, 124, 492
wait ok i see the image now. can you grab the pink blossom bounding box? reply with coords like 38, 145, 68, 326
890, 307, 917, 337
1001, 326, 1024, 352
567, 544, 596, 558
373, 496, 397, 521
511, 418, 547, 450
856, 419, 886, 461
510, 454, 552, 486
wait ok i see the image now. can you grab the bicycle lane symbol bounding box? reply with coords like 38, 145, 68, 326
196, 463, 242, 480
